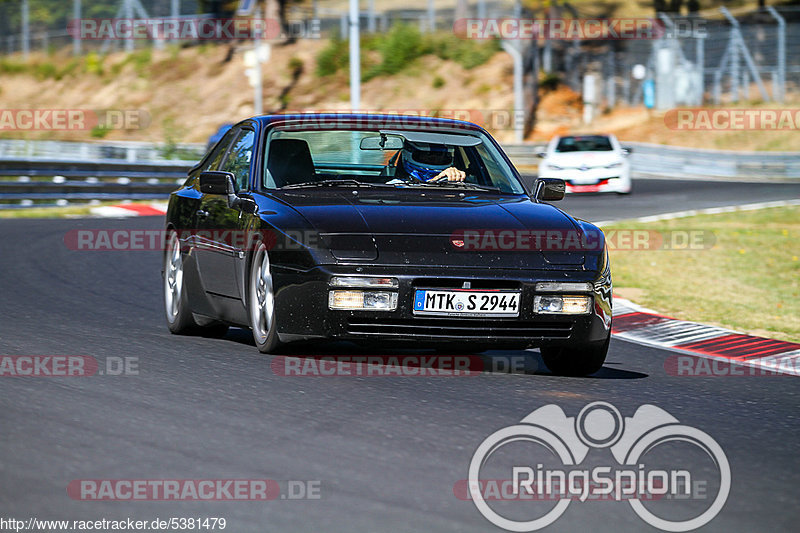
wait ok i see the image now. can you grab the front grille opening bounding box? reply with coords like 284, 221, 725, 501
346, 317, 573, 339
412, 278, 522, 290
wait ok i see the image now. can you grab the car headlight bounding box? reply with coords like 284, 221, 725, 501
534, 295, 592, 315
547, 163, 564, 171
329, 290, 398, 311
605, 161, 623, 169
330, 276, 399, 288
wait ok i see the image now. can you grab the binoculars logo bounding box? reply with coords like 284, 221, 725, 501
468, 401, 730, 531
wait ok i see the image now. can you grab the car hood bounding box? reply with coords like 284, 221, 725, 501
543, 151, 621, 167
269, 189, 587, 268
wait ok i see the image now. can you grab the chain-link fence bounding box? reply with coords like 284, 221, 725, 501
536, 4, 799, 108
0, 0, 202, 55
0, 1, 796, 107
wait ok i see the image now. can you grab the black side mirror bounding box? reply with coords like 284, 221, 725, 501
534, 178, 565, 202
199, 171, 257, 213
199, 171, 235, 195
233, 196, 258, 214
621, 147, 633, 156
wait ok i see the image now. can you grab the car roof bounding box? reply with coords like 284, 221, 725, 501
248, 113, 488, 133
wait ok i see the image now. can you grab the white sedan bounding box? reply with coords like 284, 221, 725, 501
537, 134, 632, 194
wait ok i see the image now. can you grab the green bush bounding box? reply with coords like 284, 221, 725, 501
130, 49, 152, 76
0, 60, 27, 74
315, 25, 500, 81
540, 72, 560, 92
288, 56, 304, 72
85, 52, 104, 76
316, 35, 349, 76
57, 59, 80, 80
90, 124, 112, 139
33, 62, 58, 80
427, 34, 501, 69
363, 24, 426, 80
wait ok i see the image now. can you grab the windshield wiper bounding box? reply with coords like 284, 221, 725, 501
424, 181, 503, 193
281, 179, 378, 189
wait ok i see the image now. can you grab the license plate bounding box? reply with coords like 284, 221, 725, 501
413, 290, 520, 317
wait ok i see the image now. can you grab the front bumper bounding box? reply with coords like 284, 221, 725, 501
538, 169, 630, 193
272, 265, 612, 348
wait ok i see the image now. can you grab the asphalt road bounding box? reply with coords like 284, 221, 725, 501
1, 179, 799, 532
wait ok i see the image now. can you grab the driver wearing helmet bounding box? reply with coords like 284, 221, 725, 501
396, 141, 466, 182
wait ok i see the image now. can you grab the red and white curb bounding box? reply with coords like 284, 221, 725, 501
90, 202, 168, 217
612, 297, 800, 377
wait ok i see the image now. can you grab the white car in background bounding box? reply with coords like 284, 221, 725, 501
537, 134, 632, 194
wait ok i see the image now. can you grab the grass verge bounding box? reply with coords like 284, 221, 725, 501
603, 205, 800, 342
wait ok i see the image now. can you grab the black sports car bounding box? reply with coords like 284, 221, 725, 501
163, 114, 612, 376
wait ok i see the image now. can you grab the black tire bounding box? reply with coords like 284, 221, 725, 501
541, 335, 610, 376
164, 230, 197, 335
248, 241, 282, 354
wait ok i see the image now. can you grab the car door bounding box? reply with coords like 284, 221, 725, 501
194, 127, 255, 298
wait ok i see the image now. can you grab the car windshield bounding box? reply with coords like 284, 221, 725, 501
263, 129, 525, 194
555, 135, 613, 152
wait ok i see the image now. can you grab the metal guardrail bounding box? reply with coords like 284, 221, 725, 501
1, 139, 798, 209
0, 140, 204, 207
504, 142, 800, 180
0, 139, 205, 163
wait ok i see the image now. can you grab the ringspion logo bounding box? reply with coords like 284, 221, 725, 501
467, 402, 730, 531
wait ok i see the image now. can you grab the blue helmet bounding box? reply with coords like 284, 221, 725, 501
401, 142, 454, 181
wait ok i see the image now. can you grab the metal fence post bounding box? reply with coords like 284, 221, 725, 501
477, 0, 486, 20
695, 32, 704, 102
73, 0, 82, 55
765, 6, 786, 103
720, 7, 769, 102
22, 0, 30, 60
368, 0, 376, 33
349, 0, 361, 111
501, 41, 524, 143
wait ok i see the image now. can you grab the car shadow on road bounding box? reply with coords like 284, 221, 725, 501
222, 328, 648, 380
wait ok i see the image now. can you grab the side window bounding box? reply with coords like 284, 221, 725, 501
204, 128, 239, 172
220, 129, 255, 191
